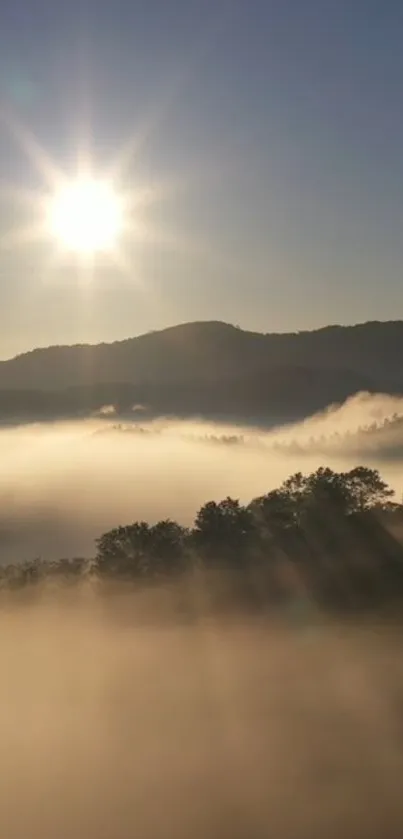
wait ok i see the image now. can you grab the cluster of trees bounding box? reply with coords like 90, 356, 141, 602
2, 466, 403, 612
268, 414, 403, 457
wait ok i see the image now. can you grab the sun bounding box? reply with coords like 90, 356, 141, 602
46, 178, 124, 254
0, 110, 191, 279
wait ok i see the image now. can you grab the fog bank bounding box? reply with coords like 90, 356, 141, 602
1, 391, 403, 561
1, 592, 403, 838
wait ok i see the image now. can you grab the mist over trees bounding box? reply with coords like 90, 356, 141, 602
1, 465, 403, 614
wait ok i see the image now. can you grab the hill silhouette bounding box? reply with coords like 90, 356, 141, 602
0, 319, 401, 423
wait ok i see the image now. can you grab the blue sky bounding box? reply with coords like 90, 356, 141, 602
0, 0, 402, 355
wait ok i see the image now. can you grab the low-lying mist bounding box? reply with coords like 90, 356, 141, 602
3, 390, 403, 837
1, 589, 403, 838
1, 390, 403, 562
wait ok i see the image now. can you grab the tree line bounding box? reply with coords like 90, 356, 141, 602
2, 466, 403, 612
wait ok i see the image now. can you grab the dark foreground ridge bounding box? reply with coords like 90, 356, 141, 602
3, 465, 403, 616
0, 319, 402, 423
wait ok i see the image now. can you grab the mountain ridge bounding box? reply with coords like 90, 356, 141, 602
0, 319, 401, 424
6, 318, 403, 362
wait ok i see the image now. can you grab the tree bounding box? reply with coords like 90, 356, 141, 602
147, 519, 189, 574
249, 489, 297, 536
193, 497, 256, 567
341, 466, 395, 512
96, 522, 152, 576
303, 467, 354, 519
248, 467, 400, 599
273, 466, 396, 521
96, 519, 188, 577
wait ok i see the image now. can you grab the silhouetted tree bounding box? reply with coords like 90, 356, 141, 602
342, 466, 395, 512
96, 522, 153, 577
193, 497, 256, 567
248, 488, 297, 541
148, 520, 189, 574
96, 519, 188, 577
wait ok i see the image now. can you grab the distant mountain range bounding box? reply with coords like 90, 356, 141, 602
0, 320, 402, 424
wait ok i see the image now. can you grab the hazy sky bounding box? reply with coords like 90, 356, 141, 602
0, 0, 402, 357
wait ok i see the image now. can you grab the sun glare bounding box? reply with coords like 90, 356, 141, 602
0, 110, 190, 280
47, 178, 123, 254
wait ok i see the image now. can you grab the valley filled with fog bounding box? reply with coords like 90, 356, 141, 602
1, 390, 403, 562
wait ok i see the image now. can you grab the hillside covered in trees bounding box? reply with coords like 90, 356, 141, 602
0, 320, 403, 424
3, 465, 403, 614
